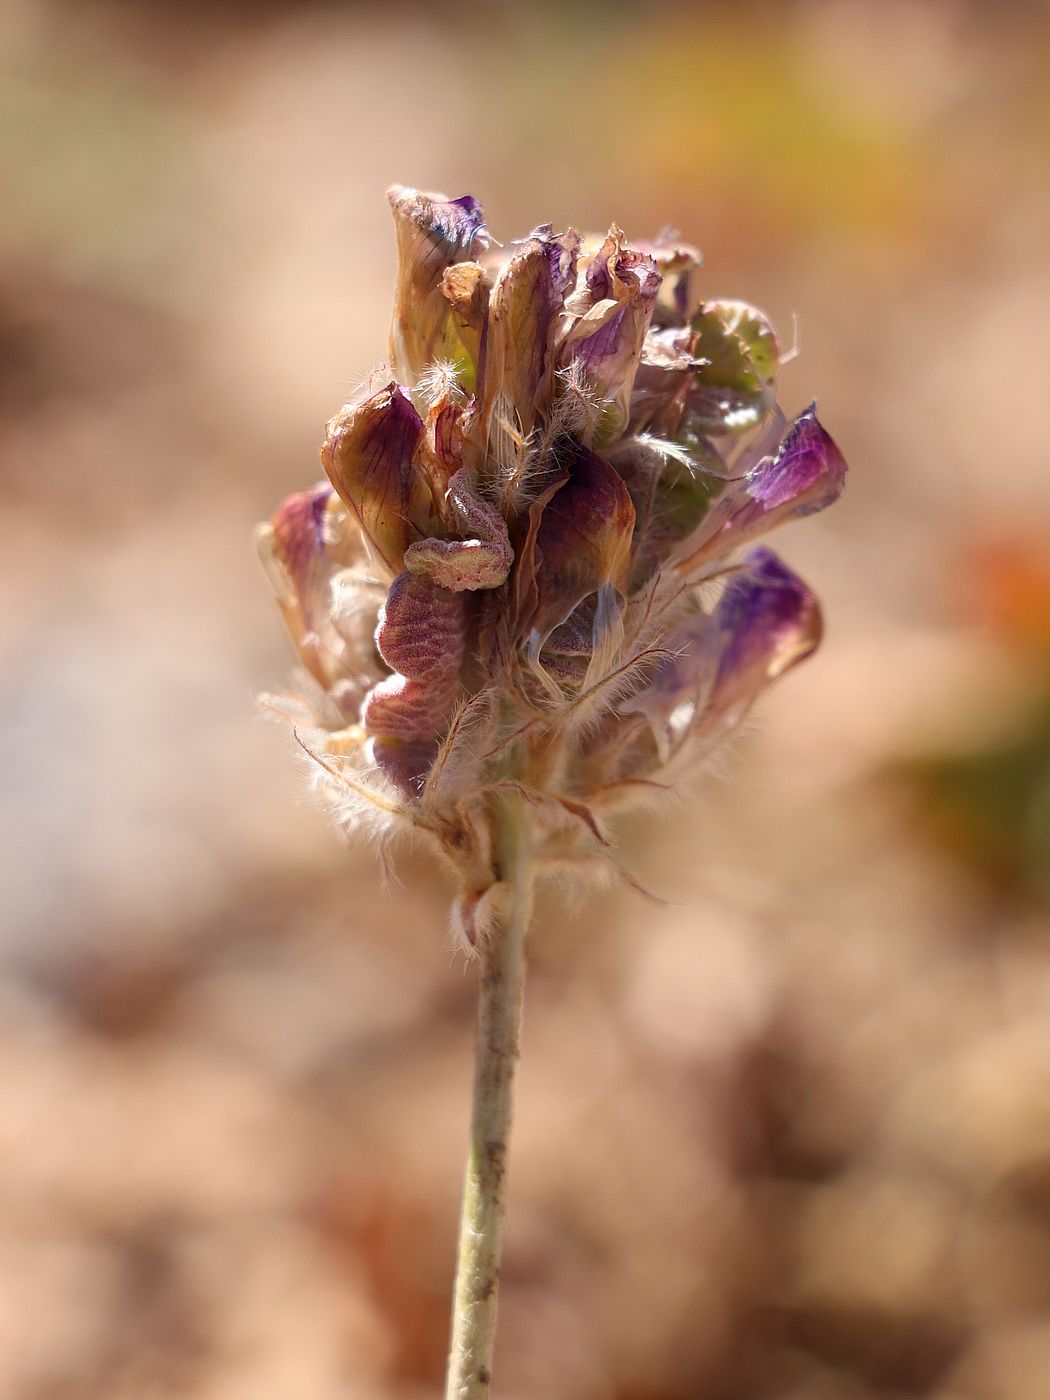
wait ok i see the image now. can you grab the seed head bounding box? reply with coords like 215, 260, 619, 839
257, 186, 847, 941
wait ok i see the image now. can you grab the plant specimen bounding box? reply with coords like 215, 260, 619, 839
258, 186, 846, 1397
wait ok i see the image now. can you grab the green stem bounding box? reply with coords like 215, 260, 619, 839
445, 795, 534, 1399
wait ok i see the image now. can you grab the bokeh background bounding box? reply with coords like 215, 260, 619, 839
3, 0, 1050, 1396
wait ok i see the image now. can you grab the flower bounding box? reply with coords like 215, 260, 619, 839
258, 185, 846, 941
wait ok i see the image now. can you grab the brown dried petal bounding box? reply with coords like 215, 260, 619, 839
321, 382, 427, 576
487, 225, 581, 436
387, 186, 489, 386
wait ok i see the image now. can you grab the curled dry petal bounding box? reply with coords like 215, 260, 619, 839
440, 261, 490, 393
425, 389, 465, 476
558, 228, 662, 442
321, 382, 428, 576
387, 185, 490, 385
637, 228, 703, 324
630, 326, 706, 437
405, 468, 513, 591
678, 404, 847, 571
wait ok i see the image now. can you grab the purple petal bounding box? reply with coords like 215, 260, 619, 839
558, 228, 662, 442
678, 405, 847, 570
706, 546, 823, 717
270, 484, 332, 599
258, 483, 346, 688
737, 404, 847, 522
362, 572, 466, 746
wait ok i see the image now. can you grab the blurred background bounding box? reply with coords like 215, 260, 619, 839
2, 0, 1050, 1396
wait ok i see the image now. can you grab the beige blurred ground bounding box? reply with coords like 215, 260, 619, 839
2, 1, 1050, 1396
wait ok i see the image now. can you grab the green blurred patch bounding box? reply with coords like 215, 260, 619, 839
902, 694, 1050, 909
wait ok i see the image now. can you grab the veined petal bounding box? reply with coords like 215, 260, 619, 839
362, 572, 466, 747
703, 546, 822, 721
677, 405, 847, 571
321, 382, 427, 576
487, 225, 581, 435
526, 440, 636, 659
387, 186, 490, 386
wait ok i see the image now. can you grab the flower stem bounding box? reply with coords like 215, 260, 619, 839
445, 794, 534, 1399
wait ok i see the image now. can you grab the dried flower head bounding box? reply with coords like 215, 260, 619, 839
257, 186, 847, 943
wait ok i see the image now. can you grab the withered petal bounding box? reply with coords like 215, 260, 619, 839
558, 228, 662, 443
321, 382, 426, 576
487, 225, 581, 436
258, 483, 347, 688
388, 186, 490, 387
405, 468, 513, 591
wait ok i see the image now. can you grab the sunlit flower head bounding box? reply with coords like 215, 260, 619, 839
257, 185, 846, 941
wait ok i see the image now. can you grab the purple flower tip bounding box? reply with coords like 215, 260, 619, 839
713, 546, 822, 703
752, 403, 847, 515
